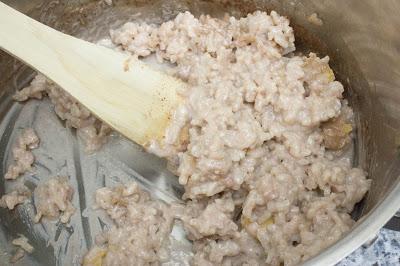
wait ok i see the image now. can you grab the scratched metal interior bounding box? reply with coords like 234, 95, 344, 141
0, 0, 399, 265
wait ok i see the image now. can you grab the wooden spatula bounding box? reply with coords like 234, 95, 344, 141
0, 2, 184, 146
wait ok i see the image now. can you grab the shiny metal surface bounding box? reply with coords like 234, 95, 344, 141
0, 0, 399, 265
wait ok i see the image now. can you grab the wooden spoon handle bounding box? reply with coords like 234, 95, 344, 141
0, 2, 183, 145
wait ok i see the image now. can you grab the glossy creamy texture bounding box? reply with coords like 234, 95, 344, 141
14, 75, 111, 153
0, 185, 30, 210
83, 183, 174, 266
10, 234, 34, 263
87, 10, 370, 266
33, 177, 76, 223
4, 128, 39, 180
15, 10, 371, 266
0, 129, 37, 211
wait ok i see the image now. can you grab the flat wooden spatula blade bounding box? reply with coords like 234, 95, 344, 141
0, 2, 184, 146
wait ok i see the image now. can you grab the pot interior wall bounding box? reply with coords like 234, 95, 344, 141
0, 0, 399, 265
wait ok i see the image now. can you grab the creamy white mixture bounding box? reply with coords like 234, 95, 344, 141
0, 185, 30, 210
83, 183, 174, 265
33, 177, 76, 223
14, 75, 111, 153
13, 10, 371, 266
4, 128, 39, 180
10, 234, 34, 263
1, 129, 36, 210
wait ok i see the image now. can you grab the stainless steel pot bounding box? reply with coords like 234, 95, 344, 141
0, 0, 399, 265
